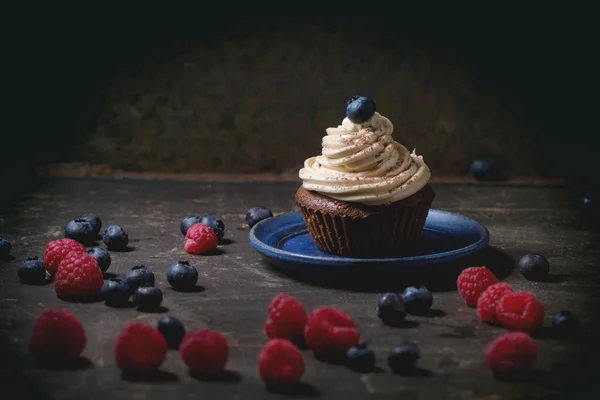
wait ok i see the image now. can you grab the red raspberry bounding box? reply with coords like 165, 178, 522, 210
485, 332, 538, 374
29, 308, 86, 359
477, 283, 514, 324
43, 238, 87, 276
180, 330, 228, 375
184, 223, 218, 255
114, 321, 167, 373
456, 266, 499, 307
304, 306, 360, 356
265, 294, 308, 342
496, 292, 545, 332
258, 339, 305, 385
54, 251, 103, 300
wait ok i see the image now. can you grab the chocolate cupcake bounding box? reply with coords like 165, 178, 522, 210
296, 96, 435, 257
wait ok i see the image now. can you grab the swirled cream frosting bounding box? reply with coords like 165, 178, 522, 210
299, 112, 431, 206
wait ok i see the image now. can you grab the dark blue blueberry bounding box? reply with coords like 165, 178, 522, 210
0, 235, 12, 258
167, 260, 198, 291
376, 292, 406, 326
401, 286, 433, 315
518, 253, 550, 281
387, 343, 420, 374
346, 96, 376, 123
80, 213, 102, 235
18, 257, 46, 284
133, 286, 163, 310
64, 218, 96, 244
468, 160, 507, 181
157, 316, 186, 349
180, 216, 202, 236
88, 247, 111, 272
102, 225, 129, 250
245, 206, 273, 228
101, 278, 131, 306
346, 343, 375, 370
200, 214, 225, 241
122, 265, 155, 290
552, 310, 581, 338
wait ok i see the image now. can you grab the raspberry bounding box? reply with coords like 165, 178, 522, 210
258, 339, 305, 385
485, 332, 538, 374
114, 321, 167, 373
477, 283, 514, 324
304, 306, 360, 356
43, 238, 87, 276
456, 266, 499, 307
184, 223, 218, 255
180, 330, 228, 375
29, 308, 86, 359
496, 292, 545, 332
54, 251, 103, 300
265, 294, 308, 342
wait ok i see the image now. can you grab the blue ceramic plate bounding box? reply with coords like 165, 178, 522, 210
249, 210, 489, 273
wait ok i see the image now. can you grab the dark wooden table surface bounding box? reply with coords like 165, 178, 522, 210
1, 177, 599, 399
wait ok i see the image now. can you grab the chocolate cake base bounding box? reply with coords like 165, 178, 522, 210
295, 184, 435, 258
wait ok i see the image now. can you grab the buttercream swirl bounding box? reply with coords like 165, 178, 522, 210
299, 112, 431, 206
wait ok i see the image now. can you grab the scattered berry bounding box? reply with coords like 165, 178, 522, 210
0, 234, 12, 258
265, 294, 308, 342
346, 95, 376, 123
180, 330, 229, 375
79, 213, 102, 235
102, 225, 129, 250
180, 215, 202, 236
54, 251, 103, 300
157, 316, 186, 349
167, 260, 198, 291
477, 283, 514, 324
552, 310, 581, 338
88, 247, 111, 272
388, 343, 420, 374
101, 278, 131, 306
43, 238, 87, 276
518, 253, 550, 281
400, 286, 433, 315
469, 159, 507, 181
304, 306, 360, 356
496, 292, 545, 332
200, 214, 225, 241
114, 321, 167, 373
346, 343, 376, 370
64, 218, 95, 244
18, 256, 47, 284
122, 265, 155, 290
245, 206, 273, 228
184, 223, 218, 255
258, 339, 305, 386
457, 266, 499, 307
376, 292, 407, 326
29, 308, 86, 359
485, 332, 538, 374
133, 286, 163, 310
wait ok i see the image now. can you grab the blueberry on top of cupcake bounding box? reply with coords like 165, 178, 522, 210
346, 96, 376, 123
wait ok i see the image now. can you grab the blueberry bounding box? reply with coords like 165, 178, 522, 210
552, 310, 581, 338
200, 214, 225, 241
346, 96, 376, 123
102, 225, 129, 250
400, 286, 433, 315
64, 218, 96, 244
133, 286, 163, 310
468, 160, 507, 181
376, 292, 406, 326
79, 213, 102, 236
346, 343, 375, 370
88, 247, 111, 272
0, 235, 12, 258
180, 216, 202, 236
122, 265, 155, 290
518, 253, 550, 281
101, 278, 131, 306
387, 343, 420, 374
157, 316, 186, 349
18, 257, 46, 284
167, 260, 198, 291
245, 206, 273, 228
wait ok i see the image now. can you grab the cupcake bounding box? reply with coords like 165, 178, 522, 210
296, 96, 434, 258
